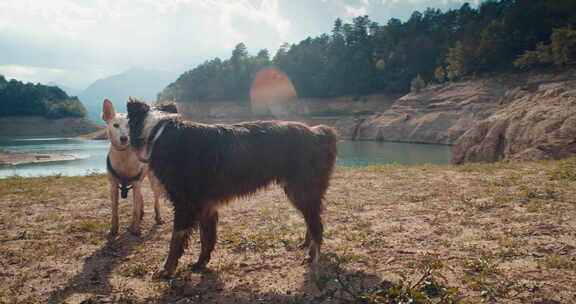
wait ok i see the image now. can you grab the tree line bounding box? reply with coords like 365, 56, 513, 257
159, 0, 576, 102
0, 75, 87, 118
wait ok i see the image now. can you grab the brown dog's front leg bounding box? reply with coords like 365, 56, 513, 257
192, 211, 219, 271
299, 231, 311, 249
160, 228, 192, 278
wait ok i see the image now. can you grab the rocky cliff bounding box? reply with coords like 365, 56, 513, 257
177, 79, 505, 145
345, 80, 508, 144
452, 71, 576, 163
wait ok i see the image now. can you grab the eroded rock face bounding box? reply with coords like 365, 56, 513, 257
176, 82, 505, 145
350, 78, 507, 144
453, 74, 576, 163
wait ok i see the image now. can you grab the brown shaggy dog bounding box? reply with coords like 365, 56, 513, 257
126, 98, 338, 278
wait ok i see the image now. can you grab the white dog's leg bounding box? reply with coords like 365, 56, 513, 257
153, 192, 163, 224
129, 182, 144, 236
109, 181, 120, 236
148, 173, 164, 224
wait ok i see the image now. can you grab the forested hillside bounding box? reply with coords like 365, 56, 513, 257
0, 75, 87, 119
158, 0, 576, 103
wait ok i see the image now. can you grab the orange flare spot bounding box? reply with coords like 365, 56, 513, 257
250, 67, 297, 115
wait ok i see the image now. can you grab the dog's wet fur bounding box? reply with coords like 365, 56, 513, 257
102, 99, 170, 236
126, 98, 338, 277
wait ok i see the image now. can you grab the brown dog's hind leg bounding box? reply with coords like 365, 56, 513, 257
192, 209, 219, 271
302, 204, 323, 264
284, 186, 312, 249
284, 184, 324, 265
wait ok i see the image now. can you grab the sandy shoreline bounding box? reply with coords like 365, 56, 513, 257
0, 148, 89, 166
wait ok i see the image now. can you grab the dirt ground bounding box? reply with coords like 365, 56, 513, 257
1, 159, 575, 303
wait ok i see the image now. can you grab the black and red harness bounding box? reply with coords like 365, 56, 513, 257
106, 154, 143, 199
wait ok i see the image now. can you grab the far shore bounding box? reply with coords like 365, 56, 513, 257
0, 148, 89, 167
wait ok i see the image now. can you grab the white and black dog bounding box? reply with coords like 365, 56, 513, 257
126, 98, 338, 278
102, 99, 168, 236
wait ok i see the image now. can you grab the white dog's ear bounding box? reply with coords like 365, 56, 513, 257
102, 99, 116, 122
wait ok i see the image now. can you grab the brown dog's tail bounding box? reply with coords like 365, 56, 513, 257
312, 125, 339, 145
312, 125, 339, 169
154, 101, 179, 113
310, 125, 339, 197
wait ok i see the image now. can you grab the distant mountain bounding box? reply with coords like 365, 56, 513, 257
46, 82, 83, 97
78, 68, 178, 124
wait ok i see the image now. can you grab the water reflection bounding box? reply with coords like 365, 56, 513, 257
0, 137, 452, 178
336, 140, 452, 167
0, 137, 108, 178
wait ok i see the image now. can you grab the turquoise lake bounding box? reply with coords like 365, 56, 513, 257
0, 137, 452, 178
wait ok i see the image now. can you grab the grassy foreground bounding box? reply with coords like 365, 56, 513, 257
1, 159, 575, 304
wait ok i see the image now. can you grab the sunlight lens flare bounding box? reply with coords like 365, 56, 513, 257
250, 67, 300, 118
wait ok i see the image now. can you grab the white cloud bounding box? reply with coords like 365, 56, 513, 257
0, 0, 292, 87
344, 0, 369, 18
0, 0, 475, 87
378, 0, 475, 5
0, 65, 64, 82
0, 64, 118, 89
207, 0, 291, 49
345, 5, 368, 17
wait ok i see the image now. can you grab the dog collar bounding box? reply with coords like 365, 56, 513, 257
138, 119, 168, 163
111, 145, 129, 152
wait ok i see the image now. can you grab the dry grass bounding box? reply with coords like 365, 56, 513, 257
1, 158, 575, 303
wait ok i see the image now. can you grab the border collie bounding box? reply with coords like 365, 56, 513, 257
126, 98, 337, 278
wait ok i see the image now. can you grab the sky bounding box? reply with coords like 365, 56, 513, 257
0, 0, 479, 89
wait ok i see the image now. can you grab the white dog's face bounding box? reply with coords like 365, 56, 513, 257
102, 99, 130, 150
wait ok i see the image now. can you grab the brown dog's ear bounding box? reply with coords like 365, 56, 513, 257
102, 99, 115, 122
127, 98, 151, 150
127, 98, 150, 115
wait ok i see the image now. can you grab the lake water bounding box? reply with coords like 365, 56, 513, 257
0, 137, 452, 178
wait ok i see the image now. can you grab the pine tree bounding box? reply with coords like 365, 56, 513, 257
411, 74, 426, 93
434, 66, 446, 83
446, 41, 470, 80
